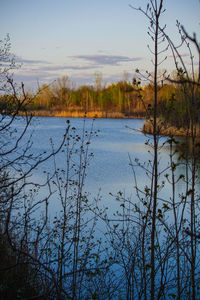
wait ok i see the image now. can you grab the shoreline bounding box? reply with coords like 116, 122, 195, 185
19, 110, 199, 138
20, 110, 146, 119
142, 119, 200, 137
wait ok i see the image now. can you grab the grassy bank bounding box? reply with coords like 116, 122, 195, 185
21, 109, 145, 119
142, 118, 200, 137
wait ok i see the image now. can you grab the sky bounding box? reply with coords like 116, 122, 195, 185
1, 0, 199, 90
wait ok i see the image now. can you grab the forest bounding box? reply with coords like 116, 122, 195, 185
0, 0, 200, 299
1, 72, 199, 133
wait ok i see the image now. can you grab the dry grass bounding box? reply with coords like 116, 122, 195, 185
54, 111, 127, 118
21, 110, 145, 119
142, 118, 200, 137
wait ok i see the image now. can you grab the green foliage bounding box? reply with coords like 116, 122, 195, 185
15, 72, 199, 126
19, 76, 152, 116
0, 94, 18, 115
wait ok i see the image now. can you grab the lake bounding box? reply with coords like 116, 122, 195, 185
13, 116, 186, 213
9, 116, 200, 298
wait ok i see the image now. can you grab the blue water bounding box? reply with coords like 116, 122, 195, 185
8, 116, 200, 298
10, 116, 183, 211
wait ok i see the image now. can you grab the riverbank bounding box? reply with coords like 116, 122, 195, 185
21, 109, 145, 119
142, 119, 200, 137
17, 110, 200, 138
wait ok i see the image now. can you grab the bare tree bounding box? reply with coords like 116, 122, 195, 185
0, 35, 71, 298
130, 1, 167, 298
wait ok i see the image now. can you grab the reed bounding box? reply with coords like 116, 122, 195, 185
142, 118, 200, 137
20, 109, 145, 119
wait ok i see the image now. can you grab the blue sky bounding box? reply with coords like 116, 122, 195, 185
1, 0, 199, 89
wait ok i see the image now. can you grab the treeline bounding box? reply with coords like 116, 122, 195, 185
29, 76, 147, 117
1, 73, 199, 128
27, 73, 200, 128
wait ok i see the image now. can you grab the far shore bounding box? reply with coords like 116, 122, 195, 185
19, 110, 199, 138
20, 109, 146, 119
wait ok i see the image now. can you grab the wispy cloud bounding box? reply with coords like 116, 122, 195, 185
13, 55, 99, 72
37, 64, 98, 72
71, 54, 142, 66
13, 68, 139, 90
13, 71, 62, 90
12, 54, 141, 73
14, 55, 51, 65
13, 66, 97, 87
13, 70, 59, 82
11, 53, 141, 89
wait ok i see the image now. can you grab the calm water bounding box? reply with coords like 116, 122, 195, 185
12, 116, 186, 214
10, 116, 199, 298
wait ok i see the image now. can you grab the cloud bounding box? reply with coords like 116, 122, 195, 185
14, 55, 50, 65
12, 67, 139, 91
10, 53, 141, 89
71, 54, 142, 66
12, 65, 97, 87
13, 57, 99, 72
13, 71, 58, 83
13, 63, 97, 84
37, 64, 98, 72
11, 54, 141, 75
